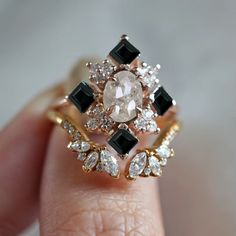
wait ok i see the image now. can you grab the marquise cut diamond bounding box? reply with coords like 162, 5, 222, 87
83, 152, 99, 171
149, 156, 161, 176
100, 150, 119, 177
128, 152, 147, 179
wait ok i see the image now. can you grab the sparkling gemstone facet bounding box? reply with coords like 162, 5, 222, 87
108, 128, 138, 155
69, 141, 90, 152
103, 71, 143, 122
100, 150, 119, 177
129, 152, 147, 179
83, 152, 99, 171
156, 145, 171, 159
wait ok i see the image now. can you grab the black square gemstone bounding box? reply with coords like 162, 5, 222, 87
152, 86, 173, 115
68, 81, 95, 113
108, 129, 138, 155
109, 39, 140, 64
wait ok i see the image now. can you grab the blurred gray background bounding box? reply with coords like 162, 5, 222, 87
0, 0, 236, 235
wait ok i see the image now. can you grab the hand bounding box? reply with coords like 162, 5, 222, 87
0, 83, 164, 236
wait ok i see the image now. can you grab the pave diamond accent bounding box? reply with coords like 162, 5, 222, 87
88, 60, 114, 84
134, 109, 158, 133
144, 166, 151, 176
62, 120, 76, 135
77, 153, 87, 161
86, 104, 115, 132
85, 118, 100, 131
100, 150, 119, 177
103, 70, 143, 122
83, 152, 99, 171
138, 63, 160, 92
69, 140, 90, 152
128, 152, 147, 179
109, 38, 140, 64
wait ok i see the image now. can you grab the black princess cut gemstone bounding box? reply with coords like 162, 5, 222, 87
108, 129, 138, 155
68, 81, 95, 113
152, 86, 173, 116
109, 38, 140, 64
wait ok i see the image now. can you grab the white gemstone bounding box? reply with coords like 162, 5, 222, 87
100, 116, 114, 132
156, 145, 171, 159
129, 152, 147, 178
86, 118, 99, 130
62, 121, 75, 134
137, 66, 150, 76
69, 141, 90, 152
149, 156, 161, 176
144, 166, 151, 176
134, 117, 147, 132
96, 162, 103, 172
89, 104, 104, 118
100, 150, 119, 177
84, 152, 99, 171
77, 153, 87, 161
147, 120, 158, 132
160, 158, 168, 166
134, 108, 158, 133
142, 109, 154, 120
103, 71, 143, 122
73, 132, 81, 141
89, 61, 114, 84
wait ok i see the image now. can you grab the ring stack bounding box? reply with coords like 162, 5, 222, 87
47, 35, 181, 180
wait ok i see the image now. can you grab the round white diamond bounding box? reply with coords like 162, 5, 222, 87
156, 145, 171, 159
86, 118, 99, 130
129, 152, 147, 179
147, 120, 158, 132
149, 156, 161, 176
142, 109, 154, 120
84, 152, 99, 171
103, 71, 143, 122
144, 166, 151, 176
77, 153, 87, 161
134, 117, 147, 131
69, 141, 90, 152
100, 150, 119, 177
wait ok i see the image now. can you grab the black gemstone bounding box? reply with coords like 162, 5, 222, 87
152, 86, 173, 115
68, 81, 95, 113
109, 39, 140, 64
108, 129, 138, 155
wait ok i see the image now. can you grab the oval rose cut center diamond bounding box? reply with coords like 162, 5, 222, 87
103, 71, 143, 122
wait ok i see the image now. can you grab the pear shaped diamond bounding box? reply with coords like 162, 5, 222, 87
149, 156, 161, 176
83, 152, 99, 171
69, 141, 90, 152
128, 152, 147, 179
100, 150, 119, 177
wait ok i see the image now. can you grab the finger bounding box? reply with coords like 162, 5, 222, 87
40, 127, 165, 236
0, 84, 63, 236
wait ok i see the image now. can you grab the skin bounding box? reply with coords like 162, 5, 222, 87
0, 84, 165, 236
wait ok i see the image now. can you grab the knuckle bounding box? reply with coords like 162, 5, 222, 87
42, 191, 164, 236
